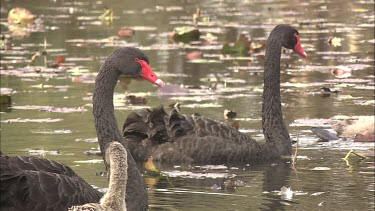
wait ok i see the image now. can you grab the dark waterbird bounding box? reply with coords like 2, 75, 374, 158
123, 25, 307, 164
0, 47, 164, 211
68, 142, 128, 211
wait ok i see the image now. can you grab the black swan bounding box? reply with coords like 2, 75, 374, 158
123, 25, 307, 164
0, 47, 164, 210
68, 142, 128, 211
0, 152, 103, 210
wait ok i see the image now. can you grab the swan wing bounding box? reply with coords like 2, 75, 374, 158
0, 154, 102, 211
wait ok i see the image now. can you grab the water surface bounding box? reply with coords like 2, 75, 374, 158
1, 0, 374, 210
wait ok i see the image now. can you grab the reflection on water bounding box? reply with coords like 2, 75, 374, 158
0, 0, 374, 210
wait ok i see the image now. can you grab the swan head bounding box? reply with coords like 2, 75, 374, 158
276, 25, 307, 58
110, 47, 164, 87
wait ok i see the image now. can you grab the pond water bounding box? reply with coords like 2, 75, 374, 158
1, 0, 374, 210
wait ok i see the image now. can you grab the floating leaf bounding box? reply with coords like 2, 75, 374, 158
8, 8, 34, 24
328, 37, 342, 47
170, 27, 200, 43
185, 51, 203, 60
222, 33, 252, 56
117, 28, 135, 37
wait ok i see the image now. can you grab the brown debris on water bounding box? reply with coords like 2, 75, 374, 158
331, 65, 352, 78
7, 8, 34, 24
185, 51, 203, 60
354, 134, 375, 142
117, 28, 135, 37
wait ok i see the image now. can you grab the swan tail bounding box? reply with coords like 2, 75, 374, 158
164, 108, 195, 140
123, 106, 170, 144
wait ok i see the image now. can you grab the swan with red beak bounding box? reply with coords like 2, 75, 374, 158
293, 33, 307, 58
135, 58, 165, 87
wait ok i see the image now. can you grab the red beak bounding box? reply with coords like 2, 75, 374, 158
293, 34, 307, 58
135, 58, 165, 87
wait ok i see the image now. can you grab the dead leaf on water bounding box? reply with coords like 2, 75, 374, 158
8, 8, 34, 24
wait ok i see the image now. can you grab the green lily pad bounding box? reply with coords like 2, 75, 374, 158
170, 26, 200, 43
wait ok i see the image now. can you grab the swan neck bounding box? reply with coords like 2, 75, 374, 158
100, 144, 127, 211
93, 60, 124, 153
93, 57, 149, 210
262, 35, 291, 156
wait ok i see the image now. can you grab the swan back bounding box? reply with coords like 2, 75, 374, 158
0, 153, 102, 210
123, 107, 281, 164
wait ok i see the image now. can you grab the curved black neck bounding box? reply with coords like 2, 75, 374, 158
262, 31, 292, 156
93, 59, 123, 148
93, 58, 148, 210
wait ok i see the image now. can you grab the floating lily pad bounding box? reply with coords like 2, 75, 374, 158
222, 34, 251, 56
170, 26, 200, 43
